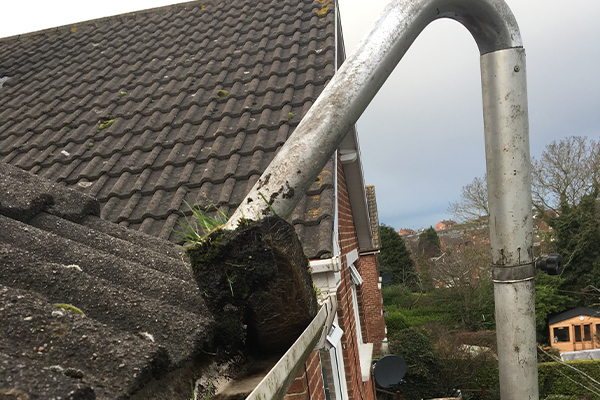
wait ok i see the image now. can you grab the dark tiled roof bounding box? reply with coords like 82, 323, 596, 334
0, 162, 214, 399
0, 0, 336, 259
549, 307, 600, 326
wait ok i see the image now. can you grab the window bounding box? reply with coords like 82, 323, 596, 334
584, 324, 592, 341
553, 327, 570, 342
574, 325, 582, 342
351, 283, 363, 344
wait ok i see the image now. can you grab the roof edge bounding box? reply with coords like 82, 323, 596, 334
0, 0, 206, 43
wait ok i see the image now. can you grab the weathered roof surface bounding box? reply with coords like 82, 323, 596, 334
0, 0, 336, 259
0, 162, 215, 399
549, 307, 600, 326
365, 185, 381, 249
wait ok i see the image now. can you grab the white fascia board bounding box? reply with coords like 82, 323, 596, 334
339, 128, 374, 251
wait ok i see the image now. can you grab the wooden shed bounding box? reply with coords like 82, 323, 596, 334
549, 307, 600, 353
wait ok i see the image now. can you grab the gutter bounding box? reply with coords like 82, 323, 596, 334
310, 256, 341, 273
246, 298, 333, 400
359, 249, 380, 256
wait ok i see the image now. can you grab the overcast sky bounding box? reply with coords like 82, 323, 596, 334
2, 0, 599, 232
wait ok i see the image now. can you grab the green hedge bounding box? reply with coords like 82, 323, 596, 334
385, 304, 447, 329
468, 360, 600, 400
539, 360, 600, 399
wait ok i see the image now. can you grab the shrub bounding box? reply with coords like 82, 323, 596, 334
388, 327, 444, 400
382, 284, 414, 308
385, 310, 409, 336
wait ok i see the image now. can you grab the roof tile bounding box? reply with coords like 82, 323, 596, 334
1, 0, 337, 259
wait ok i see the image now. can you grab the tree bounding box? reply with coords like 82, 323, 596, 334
418, 226, 441, 259
534, 273, 571, 342
448, 136, 600, 222
379, 224, 417, 288
430, 243, 495, 331
417, 227, 442, 292
448, 175, 488, 222
532, 136, 600, 212
542, 189, 600, 297
389, 327, 444, 400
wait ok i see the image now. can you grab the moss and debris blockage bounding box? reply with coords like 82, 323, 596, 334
187, 216, 317, 354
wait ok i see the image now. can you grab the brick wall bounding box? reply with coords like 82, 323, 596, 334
357, 253, 386, 356
284, 350, 325, 400
336, 154, 376, 400
284, 152, 381, 400
307, 350, 326, 400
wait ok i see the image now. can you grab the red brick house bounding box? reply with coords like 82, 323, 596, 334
436, 220, 457, 231
398, 228, 416, 236
0, 0, 385, 398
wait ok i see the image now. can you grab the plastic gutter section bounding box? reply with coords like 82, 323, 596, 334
245, 299, 330, 400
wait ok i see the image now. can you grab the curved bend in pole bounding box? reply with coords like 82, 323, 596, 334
227, 2, 536, 398
226, 0, 524, 228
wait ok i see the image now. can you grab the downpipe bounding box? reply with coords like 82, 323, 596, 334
226, 0, 538, 398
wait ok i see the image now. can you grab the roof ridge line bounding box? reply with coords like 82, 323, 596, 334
0, 0, 209, 44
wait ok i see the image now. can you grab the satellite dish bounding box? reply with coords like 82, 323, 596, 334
373, 355, 406, 388
381, 273, 392, 285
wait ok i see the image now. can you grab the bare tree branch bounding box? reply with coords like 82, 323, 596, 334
532, 136, 600, 211
450, 136, 599, 222
448, 176, 488, 223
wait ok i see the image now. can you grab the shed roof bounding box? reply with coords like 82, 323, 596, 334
0, 0, 337, 259
549, 307, 600, 326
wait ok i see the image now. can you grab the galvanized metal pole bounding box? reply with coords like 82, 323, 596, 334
482, 48, 538, 399
226, 1, 538, 397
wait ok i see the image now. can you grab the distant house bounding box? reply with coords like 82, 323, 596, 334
398, 228, 416, 236
436, 220, 457, 231
0, 0, 385, 399
549, 307, 600, 353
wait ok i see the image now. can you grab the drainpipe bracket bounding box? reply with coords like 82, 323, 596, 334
492, 262, 536, 282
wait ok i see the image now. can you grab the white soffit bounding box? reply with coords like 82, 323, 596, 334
339, 128, 374, 251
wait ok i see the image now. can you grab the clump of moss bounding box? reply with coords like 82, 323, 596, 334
97, 117, 116, 132
216, 90, 229, 99
54, 303, 85, 316
288, 112, 295, 119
